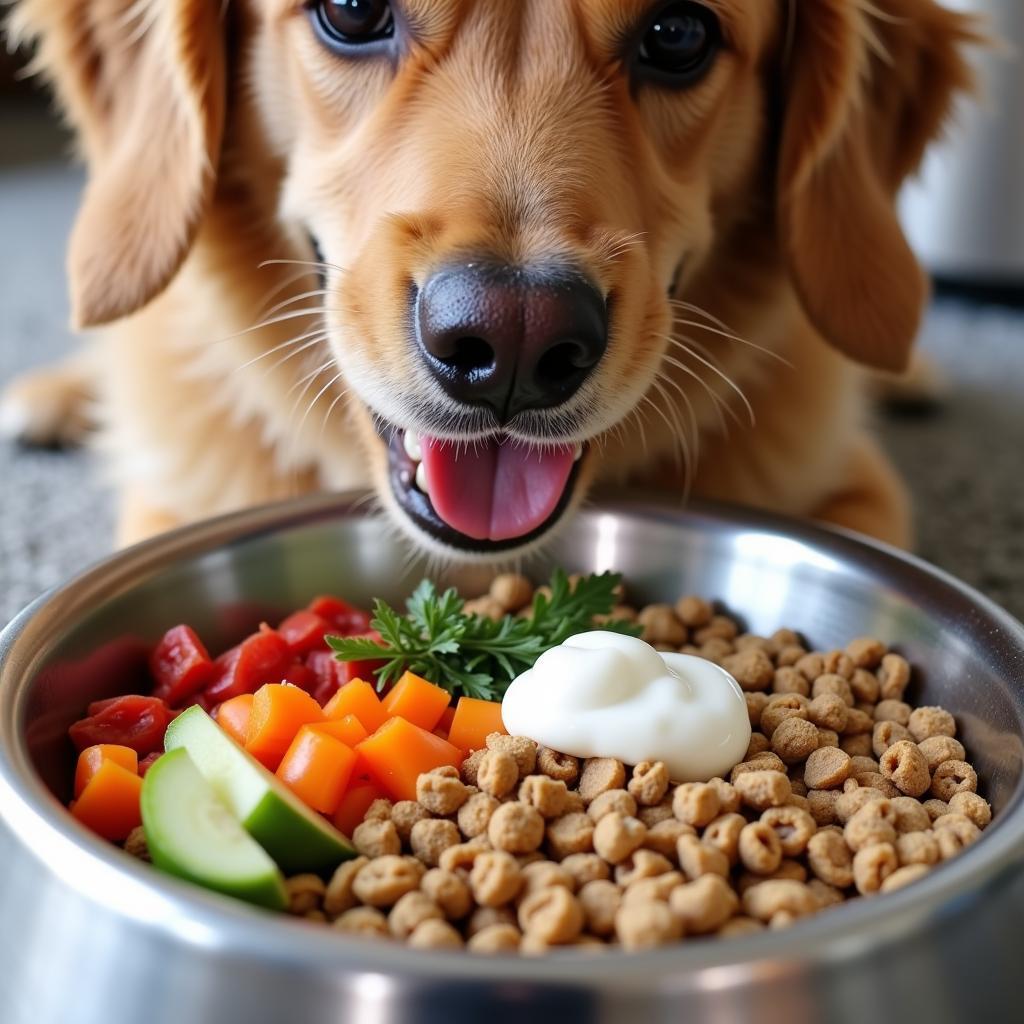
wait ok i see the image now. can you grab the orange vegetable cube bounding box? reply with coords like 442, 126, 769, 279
214, 693, 255, 746
333, 780, 387, 837
71, 760, 143, 841
276, 725, 357, 815
74, 744, 138, 799
380, 671, 451, 731
323, 679, 388, 733
245, 683, 324, 770
312, 714, 369, 748
356, 716, 463, 802
447, 697, 507, 753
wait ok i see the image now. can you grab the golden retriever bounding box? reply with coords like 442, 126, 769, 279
4, 0, 977, 558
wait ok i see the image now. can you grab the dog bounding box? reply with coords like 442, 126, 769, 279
4, 0, 977, 558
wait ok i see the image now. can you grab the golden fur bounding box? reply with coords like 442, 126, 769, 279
5, 0, 977, 552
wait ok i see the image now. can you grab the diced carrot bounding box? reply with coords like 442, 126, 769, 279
245, 684, 324, 770
332, 780, 387, 836
71, 760, 143, 841
312, 714, 369, 748
447, 697, 507, 753
214, 693, 255, 745
356, 717, 463, 802
380, 671, 451, 731
323, 679, 388, 733
276, 726, 357, 815
73, 744, 138, 799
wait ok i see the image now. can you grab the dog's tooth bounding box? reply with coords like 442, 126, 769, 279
573, 443, 583, 462
415, 462, 429, 494
403, 429, 423, 462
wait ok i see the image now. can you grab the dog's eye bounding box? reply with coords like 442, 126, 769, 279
637, 2, 720, 85
311, 0, 394, 48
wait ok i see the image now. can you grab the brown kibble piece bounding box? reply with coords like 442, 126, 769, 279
124, 826, 150, 861
285, 874, 325, 916
410, 818, 461, 867
537, 747, 579, 784
593, 812, 647, 863
843, 708, 874, 736
823, 650, 855, 679
486, 734, 537, 777
518, 886, 584, 944
467, 923, 522, 954
917, 736, 966, 772
638, 603, 687, 645
578, 879, 622, 936
734, 770, 791, 810
745, 733, 772, 759
874, 700, 912, 725
878, 740, 930, 797
803, 747, 851, 790
621, 871, 684, 905
669, 874, 738, 934
579, 758, 627, 802
334, 906, 389, 938
834, 786, 886, 823
933, 813, 982, 858
895, 830, 939, 867
718, 916, 766, 937
628, 760, 670, 806
742, 880, 819, 921
352, 818, 402, 859
489, 573, 534, 612
877, 653, 911, 700
389, 891, 443, 939
746, 692, 770, 728
466, 905, 516, 936
469, 850, 523, 906
645, 818, 695, 858
456, 791, 499, 839
559, 852, 609, 887
352, 855, 422, 907
808, 693, 848, 732
723, 649, 775, 692
547, 812, 595, 859
872, 720, 913, 758
676, 595, 713, 627
417, 767, 470, 815
806, 829, 854, 888
806, 789, 839, 826
487, 802, 545, 854
853, 842, 898, 894
931, 760, 978, 801
807, 879, 845, 908
844, 799, 897, 852
846, 637, 886, 669
324, 856, 368, 918
364, 798, 393, 822
771, 717, 819, 764
730, 753, 786, 781
408, 919, 463, 949
880, 864, 930, 893
947, 791, 992, 828
460, 749, 487, 787
517, 774, 569, 819
738, 821, 783, 875
477, 750, 520, 798
702, 812, 746, 865
889, 797, 932, 834
615, 900, 683, 950
676, 834, 730, 880
672, 782, 722, 826
707, 777, 741, 814
587, 788, 637, 822
615, 849, 674, 887
760, 805, 816, 856
840, 734, 874, 758
391, 800, 430, 843
812, 674, 854, 707
420, 868, 472, 919
772, 667, 810, 697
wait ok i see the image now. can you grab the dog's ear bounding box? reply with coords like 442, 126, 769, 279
13, 0, 226, 327
777, 0, 977, 371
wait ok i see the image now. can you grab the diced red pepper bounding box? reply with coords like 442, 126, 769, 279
202, 625, 292, 705
69, 695, 171, 756
148, 625, 215, 705
307, 595, 372, 635
138, 752, 162, 776
281, 660, 317, 693
305, 650, 342, 706
333, 630, 387, 692
277, 610, 331, 656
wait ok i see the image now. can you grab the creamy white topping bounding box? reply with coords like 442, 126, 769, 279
501, 631, 751, 782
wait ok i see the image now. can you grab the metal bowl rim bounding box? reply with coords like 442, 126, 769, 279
2, 491, 1023, 985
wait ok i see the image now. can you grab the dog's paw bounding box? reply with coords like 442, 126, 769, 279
869, 350, 948, 414
0, 362, 96, 447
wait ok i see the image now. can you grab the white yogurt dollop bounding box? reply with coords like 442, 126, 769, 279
501, 631, 751, 783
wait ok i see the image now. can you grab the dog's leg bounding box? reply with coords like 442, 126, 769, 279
0, 353, 96, 447
117, 489, 184, 547
812, 435, 912, 549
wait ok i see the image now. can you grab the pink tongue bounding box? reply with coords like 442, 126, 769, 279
420, 436, 576, 541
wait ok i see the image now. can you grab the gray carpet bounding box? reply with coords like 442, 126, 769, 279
1, 102, 1022, 627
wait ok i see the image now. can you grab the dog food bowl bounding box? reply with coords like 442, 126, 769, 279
1, 493, 1022, 1024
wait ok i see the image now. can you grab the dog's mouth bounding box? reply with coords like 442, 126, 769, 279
380, 423, 585, 552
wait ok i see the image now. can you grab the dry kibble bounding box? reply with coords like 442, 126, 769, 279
877, 653, 911, 700
730, 753, 786, 782
806, 830, 854, 888
745, 733, 772, 758
352, 818, 402, 859
700, 637, 735, 662
615, 900, 683, 950
874, 700, 912, 725
547, 813, 595, 859
676, 595, 713, 627
517, 861, 574, 901
638, 603, 687, 645
695, 613, 739, 644
578, 879, 623, 936
807, 879, 845, 908
931, 760, 978, 801
738, 821, 783, 875
477, 750, 520, 798
772, 667, 810, 697
537, 747, 579, 784
835, 787, 887, 823
850, 756, 880, 776
615, 849, 674, 887
718, 916, 765, 937
417, 768, 469, 815
843, 708, 875, 736
579, 758, 627, 802
803, 747, 850, 790
486, 734, 537, 777
854, 772, 899, 798
561, 791, 586, 814
853, 843, 899, 895
489, 573, 534, 612
896, 830, 939, 867
808, 693, 848, 732
408, 919, 463, 949
933, 813, 982, 858
285, 874, 325, 916
464, 596, 506, 621
760, 805, 816, 856
746, 692, 770, 726
878, 740, 930, 797
628, 761, 670, 806
124, 826, 149, 861
518, 887, 584, 944
840, 734, 874, 758
460, 749, 487, 788
734, 770, 791, 811
593, 812, 647, 863
707, 777, 741, 814
672, 782, 722, 826
823, 650, 854, 679
334, 906, 389, 938
794, 653, 825, 681
324, 856, 368, 918
389, 891, 443, 939
923, 798, 950, 821
621, 871, 685, 905
456, 792, 499, 839
872, 720, 913, 758
806, 789, 839, 825
676, 834, 730, 880
352, 856, 422, 908
761, 696, 809, 739
438, 837, 489, 873
846, 637, 886, 669
518, 775, 569, 818
844, 800, 897, 852
735, 634, 773, 654
466, 905, 516, 936
391, 800, 430, 844
587, 788, 637, 822
889, 797, 932, 834
669, 874, 739, 933
560, 853, 610, 887
488, 802, 545, 854
771, 717, 819, 764
645, 818, 695, 858
880, 864, 930, 893
364, 798, 393, 822
947, 791, 992, 828
469, 850, 523, 906
410, 818, 461, 867
850, 669, 881, 704
419, 868, 472, 920
812, 674, 854, 707
702, 812, 746, 865
722, 649, 775, 692
468, 923, 522, 954
917, 736, 966, 772
742, 880, 819, 921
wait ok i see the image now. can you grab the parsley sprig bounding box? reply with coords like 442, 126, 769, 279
326, 569, 641, 701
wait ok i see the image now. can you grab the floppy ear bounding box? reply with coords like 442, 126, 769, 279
12, 0, 226, 327
777, 0, 977, 371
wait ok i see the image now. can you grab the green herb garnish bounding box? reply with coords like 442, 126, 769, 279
326, 569, 641, 701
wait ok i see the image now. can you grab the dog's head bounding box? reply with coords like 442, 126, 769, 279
18, 0, 975, 555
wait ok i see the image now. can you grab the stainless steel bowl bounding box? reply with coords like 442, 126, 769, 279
1, 494, 1023, 1024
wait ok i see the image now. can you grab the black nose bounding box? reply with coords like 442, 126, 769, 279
414, 263, 607, 420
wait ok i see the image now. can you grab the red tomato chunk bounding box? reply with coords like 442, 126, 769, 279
307, 595, 372, 635
69, 695, 171, 757
149, 625, 215, 705
278, 610, 331, 656
202, 626, 292, 706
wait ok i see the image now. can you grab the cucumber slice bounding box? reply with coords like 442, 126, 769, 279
164, 705, 354, 874
141, 748, 287, 911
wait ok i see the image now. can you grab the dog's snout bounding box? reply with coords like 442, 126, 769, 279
414, 263, 607, 420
